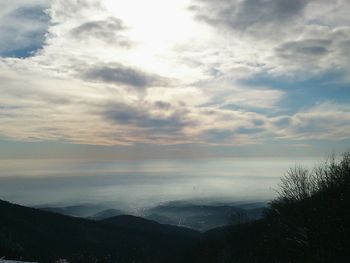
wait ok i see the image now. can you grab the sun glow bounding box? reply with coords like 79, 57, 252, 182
105, 0, 196, 47
103, 0, 208, 80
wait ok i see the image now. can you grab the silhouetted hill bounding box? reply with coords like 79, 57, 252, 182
102, 215, 199, 238
0, 200, 200, 263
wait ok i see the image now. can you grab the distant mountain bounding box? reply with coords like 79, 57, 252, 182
36, 204, 107, 218
89, 209, 125, 220
144, 202, 265, 231
231, 201, 267, 210
0, 199, 200, 263
36, 200, 266, 231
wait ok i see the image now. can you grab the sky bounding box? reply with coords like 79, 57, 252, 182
0, 0, 349, 204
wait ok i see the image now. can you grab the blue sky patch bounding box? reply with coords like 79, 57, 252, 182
0, 5, 49, 58
240, 71, 350, 115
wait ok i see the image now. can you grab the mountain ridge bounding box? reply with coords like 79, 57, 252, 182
0, 199, 200, 263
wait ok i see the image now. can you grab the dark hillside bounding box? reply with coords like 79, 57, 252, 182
192, 152, 350, 263
0, 200, 200, 263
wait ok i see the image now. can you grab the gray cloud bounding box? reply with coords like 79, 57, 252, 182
191, 0, 309, 32
104, 103, 192, 133
70, 17, 130, 46
276, 39, 332, 58
83, 63, 168, 89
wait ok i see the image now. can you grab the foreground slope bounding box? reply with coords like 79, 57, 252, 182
0, 200, 200, 263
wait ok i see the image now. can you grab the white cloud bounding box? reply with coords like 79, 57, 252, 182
273, 102, 350, 140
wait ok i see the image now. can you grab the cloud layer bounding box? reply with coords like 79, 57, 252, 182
0, 0, 349, 147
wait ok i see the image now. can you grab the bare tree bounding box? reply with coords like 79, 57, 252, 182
276, 152, 350, 203
277, 166, 318, 202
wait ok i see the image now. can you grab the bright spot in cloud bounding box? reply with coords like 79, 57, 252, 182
103, 0, 209, 80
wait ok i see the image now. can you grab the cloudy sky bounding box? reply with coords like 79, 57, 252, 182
1, 0, 350, 160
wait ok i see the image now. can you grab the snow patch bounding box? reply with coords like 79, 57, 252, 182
0, 259, 37, 263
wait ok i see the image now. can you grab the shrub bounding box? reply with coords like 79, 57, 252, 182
274, 152, 350, 204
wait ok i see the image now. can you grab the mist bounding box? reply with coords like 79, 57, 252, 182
0, 157, 319, 209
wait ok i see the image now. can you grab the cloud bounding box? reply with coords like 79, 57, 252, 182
270, 29, 350, 78
188, 0, 350, 80
70, 16, 131, 46
0, 0, 349, 148
276, 39, 332, 58
191, 0, 309, 33
1, 61, 348, 146
0, 63, 276, 146
82, 63, 169, 89
273, 102, 350, 140
104, 103, 192, 133
211, 85, 284, 110
48, 0, 103, 23
191, 77, 285, 110
146, 86, 207, 107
